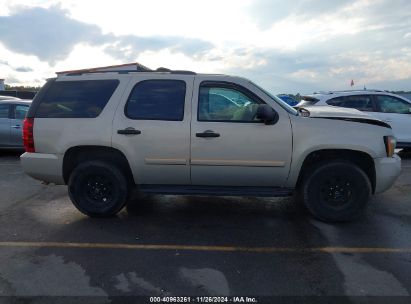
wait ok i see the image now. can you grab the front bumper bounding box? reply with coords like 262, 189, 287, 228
20, 152, 65, 185
374, 154, 401, 193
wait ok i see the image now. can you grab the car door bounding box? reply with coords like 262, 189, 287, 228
372, 95, 411, 144
10, 104, 29, 147
112, 76, 193, 185
0, 104, 11, 147
190, 77, 293, 187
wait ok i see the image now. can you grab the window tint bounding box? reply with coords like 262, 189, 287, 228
327, 95, 373, 111
376, 95, 410, 114
0, 104, 9, 118
14, 105, 29, 120
326, 97, 345, 106
198, 85, 261, 122
35, 80, 119, 118
125, 80, 186, 121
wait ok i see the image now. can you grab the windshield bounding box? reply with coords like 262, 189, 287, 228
249, 81, 299, 116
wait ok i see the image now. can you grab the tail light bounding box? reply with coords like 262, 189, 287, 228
23, 118, 35, 153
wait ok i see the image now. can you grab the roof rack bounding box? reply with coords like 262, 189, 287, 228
65, 67, 196, 76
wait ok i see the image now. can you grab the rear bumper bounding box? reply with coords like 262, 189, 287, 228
20, 152, 65, 185
374, 154, 401, 193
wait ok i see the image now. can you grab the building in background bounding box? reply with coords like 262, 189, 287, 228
0, 79, 4, 91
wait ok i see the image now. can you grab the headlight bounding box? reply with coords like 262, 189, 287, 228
384, 136, 397, 157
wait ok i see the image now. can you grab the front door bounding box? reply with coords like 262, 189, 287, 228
112, 76, 193, 185
0, 104, 11, 147
190, 79, 293, 187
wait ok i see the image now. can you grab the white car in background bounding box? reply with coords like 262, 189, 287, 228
297, 90, 411, 151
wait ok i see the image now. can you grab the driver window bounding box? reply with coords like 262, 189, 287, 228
198, 85, 261, 122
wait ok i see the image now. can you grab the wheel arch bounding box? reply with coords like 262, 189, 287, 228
63, 145, 135, 185
294, 149, 376, 193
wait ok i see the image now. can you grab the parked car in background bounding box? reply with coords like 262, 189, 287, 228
277, 94, 299, 106
0, 96, 20, 101
297, 90, 411, 151
0, 99, 31, 149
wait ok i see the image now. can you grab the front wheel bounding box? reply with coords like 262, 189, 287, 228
301, 161, 371, 222
68, 161, 129, 217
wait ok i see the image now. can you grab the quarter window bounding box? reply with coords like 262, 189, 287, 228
376, 95, 410, 114
125, 80, 186, 121
35, 80, 119, 118
327, 95, 374, 111
14, 105, 29, 120
0, 104, 9, 118
198, 85, 261, 122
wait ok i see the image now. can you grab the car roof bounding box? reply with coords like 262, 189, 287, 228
0, 96, 20, 101
0, 99, 32, 105
304, 90, 410, 102
55, 69, 247, 81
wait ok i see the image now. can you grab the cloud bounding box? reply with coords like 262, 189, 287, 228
104, 35, 213, 61
0, 5, 106, 64
0, 5, 214, 65
14, 66, 33, 72
248, 0, 355, 29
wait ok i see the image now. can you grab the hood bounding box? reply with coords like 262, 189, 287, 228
299, 105, 372, 119
298, 105, 391, 128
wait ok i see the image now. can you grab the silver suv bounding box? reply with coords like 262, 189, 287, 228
21, 69, 401, 222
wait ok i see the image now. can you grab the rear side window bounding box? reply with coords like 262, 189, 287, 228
327, 95, 374, 111
14, 105, 29, 120
0, 104, 9, 118
125, 80, 186, 121
35, 80, 119, 118
326, 97, 345, 106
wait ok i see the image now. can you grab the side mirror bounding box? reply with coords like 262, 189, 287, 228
256, 104, 279, 125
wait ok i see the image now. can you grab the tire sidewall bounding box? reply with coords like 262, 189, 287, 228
302, 161, 371, 222
68, 161, 128, 217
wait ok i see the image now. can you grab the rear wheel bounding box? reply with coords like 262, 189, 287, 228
68, 161, 129, 217
301, 161, 371, 222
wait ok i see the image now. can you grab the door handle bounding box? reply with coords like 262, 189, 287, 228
11, 125, 21, 129
196, 130, 220, 138
117, 128, 141, 135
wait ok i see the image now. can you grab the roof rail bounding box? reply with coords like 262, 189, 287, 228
65, 67, 196, 76
315, 89, 385, 94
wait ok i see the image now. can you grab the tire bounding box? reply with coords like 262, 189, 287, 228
301, 161, 371, 222
68, 161, 129, 217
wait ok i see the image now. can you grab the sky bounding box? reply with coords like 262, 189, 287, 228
0, 0, 410, 94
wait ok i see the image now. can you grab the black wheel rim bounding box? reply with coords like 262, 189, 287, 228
83, 174, 114, 205
320, 176, 353, 207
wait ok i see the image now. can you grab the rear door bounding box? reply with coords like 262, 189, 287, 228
0, 104, 11, 147
112, 76, 193, 185
372, 95, 411, 143
190, 77, 293, 187
10, 104, 30, 147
